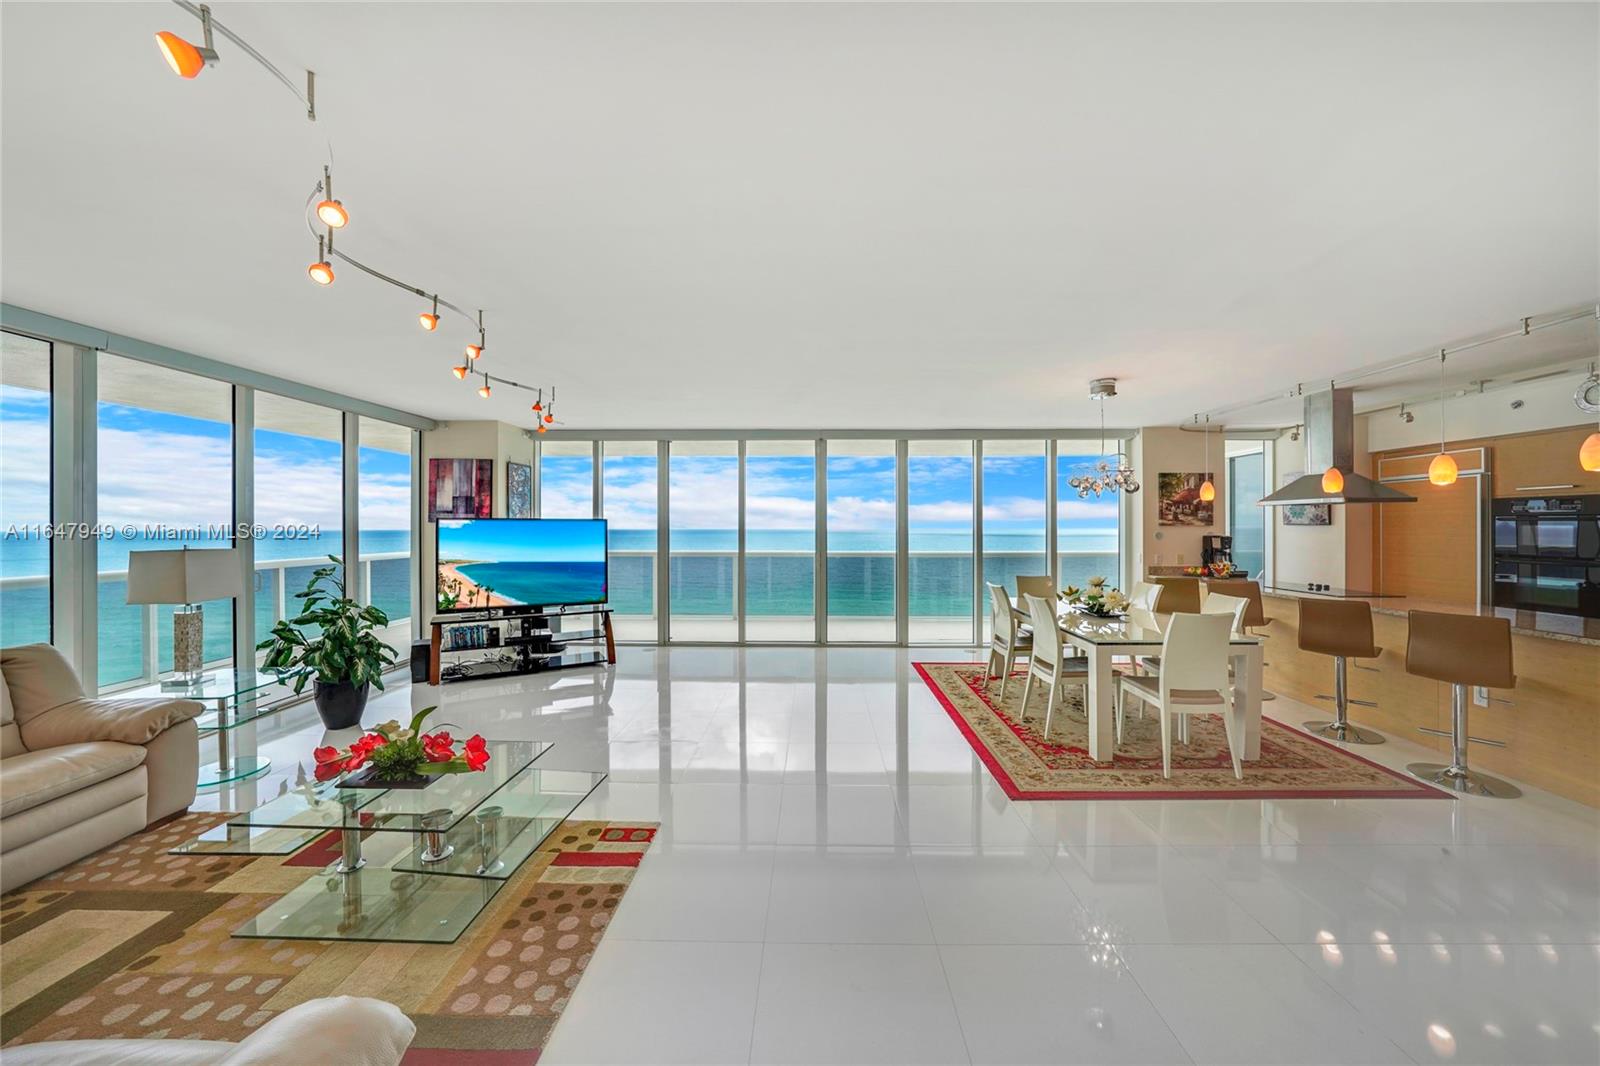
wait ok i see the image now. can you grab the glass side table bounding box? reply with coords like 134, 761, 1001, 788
120, 670, 289, 787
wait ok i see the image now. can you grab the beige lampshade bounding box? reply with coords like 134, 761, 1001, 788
126, 548, 242, 605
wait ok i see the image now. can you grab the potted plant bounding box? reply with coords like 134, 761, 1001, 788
257, 556, 398, 730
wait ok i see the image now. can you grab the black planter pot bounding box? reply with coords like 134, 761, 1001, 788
313, 680, 370, 730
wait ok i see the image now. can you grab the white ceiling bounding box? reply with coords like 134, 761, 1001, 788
2, 2, 1596, 431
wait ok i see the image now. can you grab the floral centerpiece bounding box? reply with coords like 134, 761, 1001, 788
314, 705, 489, 787
1060, 576, 1129, 618
1183, 561, 1239, 578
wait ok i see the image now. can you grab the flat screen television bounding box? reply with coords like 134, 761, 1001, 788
436, 518, 608, 613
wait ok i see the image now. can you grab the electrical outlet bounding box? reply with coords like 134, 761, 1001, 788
1473, 686, 1489, 707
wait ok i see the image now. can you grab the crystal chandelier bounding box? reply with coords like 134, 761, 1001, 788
1067, 378, 1140, 498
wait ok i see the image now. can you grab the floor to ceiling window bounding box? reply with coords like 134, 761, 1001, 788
745, 440, 816, 642
539, 440, 594, 518
981, 441, 1048, 621
0, 332, 52, 648
908, 441, 973, 643
97, 353, 234, 689
1057, 441, 1125, 590
602, 441, 658, 641
358, 416, 414, 647
254, 392, 343, 645
669, 441, 739, 642
1227, 440, 1267, 579
826, 440, 896, 642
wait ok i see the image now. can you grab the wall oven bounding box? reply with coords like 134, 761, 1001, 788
1491, 495, 1600, 617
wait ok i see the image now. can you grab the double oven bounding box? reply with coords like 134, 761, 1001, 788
1491, 495, 1600, 618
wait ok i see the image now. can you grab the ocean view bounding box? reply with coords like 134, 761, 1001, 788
1, 525, 1118, 681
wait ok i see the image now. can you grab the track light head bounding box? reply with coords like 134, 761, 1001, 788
316, 199, 348, 229
536, 424, 548, 434
465, 343, 483, 361
155, 30, 216, 79
478, 378, 492, 399
451, 364, 469, 380
531, 402, 542, 413
307, 233, 334, 285
543, 413, 554, 424
419, 295, 439, 331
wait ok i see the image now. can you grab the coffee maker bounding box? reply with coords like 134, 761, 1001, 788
1201, 534, 1233, 570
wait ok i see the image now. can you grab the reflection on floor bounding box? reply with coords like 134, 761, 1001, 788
197, 646, 1600, 1066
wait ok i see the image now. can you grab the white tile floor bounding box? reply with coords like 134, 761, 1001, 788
196, 646, 1600, 1065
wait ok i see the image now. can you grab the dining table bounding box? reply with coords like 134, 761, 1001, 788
1012, 600, 1265, 763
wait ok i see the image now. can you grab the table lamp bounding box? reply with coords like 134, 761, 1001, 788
126, 547, 242, 688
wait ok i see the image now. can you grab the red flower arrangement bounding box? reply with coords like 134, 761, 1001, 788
313, 706, 490, 783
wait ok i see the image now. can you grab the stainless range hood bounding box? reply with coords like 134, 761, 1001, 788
1258, 387, 1415, 506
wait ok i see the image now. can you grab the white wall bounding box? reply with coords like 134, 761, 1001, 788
1362, 371, 1596, 453
1133, 426, 1225, 574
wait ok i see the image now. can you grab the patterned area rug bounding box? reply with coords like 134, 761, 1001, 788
0, 812, 658, 1063
916, 662, 1444, 800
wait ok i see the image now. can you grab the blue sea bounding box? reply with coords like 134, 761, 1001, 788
453, 561, 608, 609
2, 526, 1119, 677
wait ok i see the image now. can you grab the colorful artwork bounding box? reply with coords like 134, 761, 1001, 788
1157, 472, 1214, 526
507, 462, 533, 519
1277, 472, 1331, 525
427, 458, 493, 520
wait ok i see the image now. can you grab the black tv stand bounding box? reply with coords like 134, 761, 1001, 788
428, 606, 615, 685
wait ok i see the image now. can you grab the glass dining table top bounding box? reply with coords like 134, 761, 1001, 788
227, 739, 549, 836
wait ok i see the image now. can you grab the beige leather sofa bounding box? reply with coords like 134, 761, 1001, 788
2, 995, 415, 1065
1, 643, 202, 892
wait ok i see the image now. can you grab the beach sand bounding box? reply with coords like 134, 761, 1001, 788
437, 562, 516, 609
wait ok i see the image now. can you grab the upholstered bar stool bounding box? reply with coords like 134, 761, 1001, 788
1298, 599, 1385, 745
1148, 576, 1202, 614
1208, 578, 1277, 701
1405, 610, 1520, 798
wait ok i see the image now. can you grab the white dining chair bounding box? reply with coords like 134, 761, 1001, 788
985, 582, 1032, 698
1130, 580, 1165, 613
1117, 612, 1242, 779
1201, 593, 1250, 634
1018, 593, 1089, 739
1014, 575, 1056, 601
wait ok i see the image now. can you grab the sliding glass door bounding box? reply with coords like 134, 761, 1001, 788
908, 441, 974, 644
358, 416, 414, 647
826, 440, 896, 642
1, 332, 51, 648
254, 391, 344, 650
602, 441, 658, 641
1057, 442, 1123, 590
982, 440, 1048, 626
669, 441, 738, 642
1227, 442, 1267, 579
745, 440, 816, 642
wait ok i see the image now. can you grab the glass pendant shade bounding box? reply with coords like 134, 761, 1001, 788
1321, 466, 1344, 493
1198, 480, 1216, 502
1428, 452, 1459, 486
1580, 431, 1600, 472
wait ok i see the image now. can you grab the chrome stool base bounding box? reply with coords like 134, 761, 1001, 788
1407, 762, 1522, 799
1303, 719, 1385, 744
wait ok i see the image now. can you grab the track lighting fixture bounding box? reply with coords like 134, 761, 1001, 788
307, 234, 334, 286
478, 375, 492, 399
536, 424, 548, 434
1579, 368, 1600, 472
419, 295, 439, 331
451, 364, 469, 380
315, 166, 348, 229
465, 343, 482, 360
155, 1, 315, 118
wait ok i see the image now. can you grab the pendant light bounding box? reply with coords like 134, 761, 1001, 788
419, 295, 439, 331
1580, 368, 1600, 472
451, 363, 469, 380
1198, 416, 1216, 502
306, 233, 334, 285
1428, 350, 1459, 486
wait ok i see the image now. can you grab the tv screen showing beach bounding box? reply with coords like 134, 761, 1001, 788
436, 519, 608, 612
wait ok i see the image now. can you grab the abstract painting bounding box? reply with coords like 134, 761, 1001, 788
1157, 472, 1214, 526
507, 461, 533, 519
427, 458, 493, 520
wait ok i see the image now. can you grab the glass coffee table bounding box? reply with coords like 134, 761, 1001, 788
122, 670, 290, 787
204, 739, 606, 943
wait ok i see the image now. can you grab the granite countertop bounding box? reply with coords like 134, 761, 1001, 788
1256, 585, 1600, 647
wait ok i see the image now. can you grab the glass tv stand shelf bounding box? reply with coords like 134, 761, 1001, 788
428, 605, 616, 686
174, 739, 606, 943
